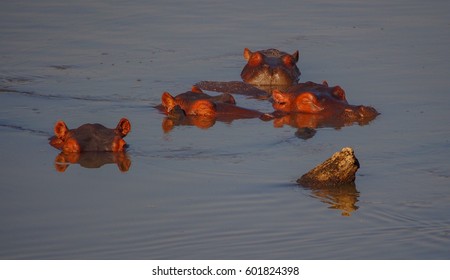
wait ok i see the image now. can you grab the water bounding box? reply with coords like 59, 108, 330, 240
1, 0, 450, 259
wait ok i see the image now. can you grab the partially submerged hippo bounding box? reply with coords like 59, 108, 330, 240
49, 118, 131, 153
194, 80, 270, 99
272, 81, 379, 121
195, 48, 301, 98
241, 48, 300, 87
271, 81, 379, 138
158, 86, 271, 120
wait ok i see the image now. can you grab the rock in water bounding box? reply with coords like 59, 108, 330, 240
297, 147, 360, 187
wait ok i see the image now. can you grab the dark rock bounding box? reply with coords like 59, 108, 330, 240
297, 147, 360, 188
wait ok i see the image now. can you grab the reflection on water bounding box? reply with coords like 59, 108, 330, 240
273, 111, 378, 139
301, 183, 360, 216
159, 104, 271, 132
54, 152, 131, 172
162, 114, 217, 132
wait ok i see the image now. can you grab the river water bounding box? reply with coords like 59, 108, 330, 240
1, 0, 449, 259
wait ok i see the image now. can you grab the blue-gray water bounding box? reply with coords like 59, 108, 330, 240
1, 0, 450, 259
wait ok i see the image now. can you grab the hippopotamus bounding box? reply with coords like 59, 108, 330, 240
49, 118, 131, 153
272, 81, 379, 120
158, 86, 271, 120
241, 48, 300, 87
195, 48, 301, 98
54, 151, 131, 172
271, 81, 379, 139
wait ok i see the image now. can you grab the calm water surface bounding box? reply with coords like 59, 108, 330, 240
1, 0, 450, 259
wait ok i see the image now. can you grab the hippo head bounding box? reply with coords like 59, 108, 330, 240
241, 48, 300, 87
161, 86, 237, 117
272, 84, 379, 123
49, 118, 131, 153
162, 92, 218, 117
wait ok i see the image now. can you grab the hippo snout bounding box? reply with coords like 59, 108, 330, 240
344, 105, 379, 120
358, 105, 379, 118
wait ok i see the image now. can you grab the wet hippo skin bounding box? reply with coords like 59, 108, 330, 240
241, 48, 301, 87
49, 118, 131, 153
272, 81, 379, 121
159, 86, 270, 119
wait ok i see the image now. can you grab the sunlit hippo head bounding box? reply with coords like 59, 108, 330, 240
272, 81, 379, 122
49, 118, 131, 153
160, 86, 269, 120
161, 86, 236, 117
241, 48, 300, 88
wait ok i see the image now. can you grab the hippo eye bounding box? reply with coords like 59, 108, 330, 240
272, 90, 288, 105
297, 92, 323, 113
332, 87, 346, 101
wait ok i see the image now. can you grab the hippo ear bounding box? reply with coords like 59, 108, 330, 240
292, 50, 299, 62
116, 118, 131, 137
248, 51, 263, 67
243, 48, 253, 61
297, 92, 323, 113
191, 85, 203, 93
54, 120, 69, 139
272, 90, 289, 103
282, 54, 297, 67
322, 80, 329, 87
161, 92, 177, 112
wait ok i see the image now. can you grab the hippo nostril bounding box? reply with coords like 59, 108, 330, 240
358, 106, 379, 118
344, 108, 359, 119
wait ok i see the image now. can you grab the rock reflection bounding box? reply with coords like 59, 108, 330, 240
302, 183, 360, 216
54, 151, 131, 172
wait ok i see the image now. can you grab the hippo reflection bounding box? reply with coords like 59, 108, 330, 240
54, 151, 131, 172
161, 105, 210, 131
273, 110, 378, 139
